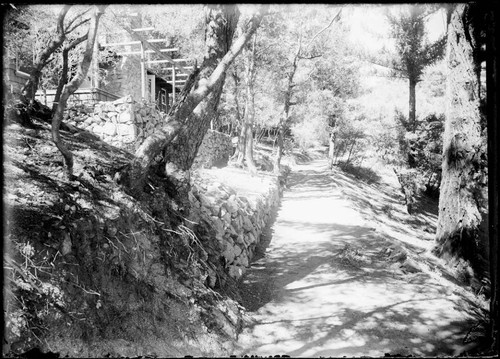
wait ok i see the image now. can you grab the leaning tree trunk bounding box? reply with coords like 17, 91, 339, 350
124, 5, 268, 197
162, 5, 240, 181
434, 3, 489, 281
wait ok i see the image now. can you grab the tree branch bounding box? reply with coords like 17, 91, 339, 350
298, 53, 323, 60
306, 8, 342, 49
66, 17, 91, 35
65, 7, 91, 31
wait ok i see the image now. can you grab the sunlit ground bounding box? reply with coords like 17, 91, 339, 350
234, 159, 487, 357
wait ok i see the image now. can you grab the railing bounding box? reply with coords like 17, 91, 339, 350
35, 87, 120, 107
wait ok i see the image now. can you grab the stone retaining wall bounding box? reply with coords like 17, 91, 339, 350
66, 96, 233, 167
188, 170, 281, 282
66, 95, 163, 152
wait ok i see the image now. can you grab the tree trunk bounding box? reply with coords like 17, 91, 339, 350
407, 76, 418, 167
328, 131, 335, 168
51, 5, 106, 177
242, 33, 258, 174
21, 5, 71, 104
124, 5, 268, 197
231, 69, 245, 162
163, 5, 240, 173
408, 77, 417, 131
52, 34, 88, 114
273, 120, 285, 175
434, 3, 489, 281
274, 33, 302, 175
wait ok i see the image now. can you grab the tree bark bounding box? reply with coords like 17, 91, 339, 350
434, 4, 489, 281
408, 76, 417, 131
51, 5, 106, 177
231, 69, 245, 162
274, 34, 302, 175
242, 33, 258, 174
328, 130, 336, 168
162, 5, 240, 178
52, 34, 88, 114
125, 5, 268, 196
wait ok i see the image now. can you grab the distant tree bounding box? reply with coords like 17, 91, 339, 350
234, 32, 258, 174
386, 5, 446, 135
272, 6, 342, 174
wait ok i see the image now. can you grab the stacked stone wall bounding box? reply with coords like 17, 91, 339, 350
188, 172, 281, 282
66, 95, 164, 152
66, 96, 234, 167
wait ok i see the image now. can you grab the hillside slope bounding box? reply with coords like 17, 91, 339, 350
2, 117, 263, 357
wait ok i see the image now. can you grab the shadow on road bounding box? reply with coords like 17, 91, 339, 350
234, 159, 484, 357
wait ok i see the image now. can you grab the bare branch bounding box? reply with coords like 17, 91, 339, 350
65, 7, 91, 31
66, 17, 91, 35
66, 33, 88, 51
306, 8, 342, 49
298, 54, 323, 60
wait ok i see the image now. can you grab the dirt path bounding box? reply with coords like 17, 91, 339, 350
234, 159, 485, 357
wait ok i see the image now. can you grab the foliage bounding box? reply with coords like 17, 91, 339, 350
386, 5, 446, 82
395, 110, 444, 196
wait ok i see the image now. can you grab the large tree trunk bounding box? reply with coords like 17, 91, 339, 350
161, 5, 240, 198
124, 5, 268, 197
434, 4, 489, 282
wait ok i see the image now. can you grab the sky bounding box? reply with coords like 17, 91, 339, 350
346, 4, 447, 52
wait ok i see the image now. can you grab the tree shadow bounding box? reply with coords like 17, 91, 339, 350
235, 160, 484, 357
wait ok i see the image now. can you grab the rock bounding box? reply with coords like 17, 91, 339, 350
211, 217, 225, 237
102, 122, 117, 136
242, 216, 254, 232
235, 252, 248, 267
118, 111, 134, 124
246, 231, 256, 244
221, 212, 232, 225
116, 124, 136, 137
228, 265, 243, 279
222, 245, 236, 264
233, 245, 242, 257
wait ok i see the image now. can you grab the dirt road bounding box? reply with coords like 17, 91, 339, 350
234, 159, 486, 357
